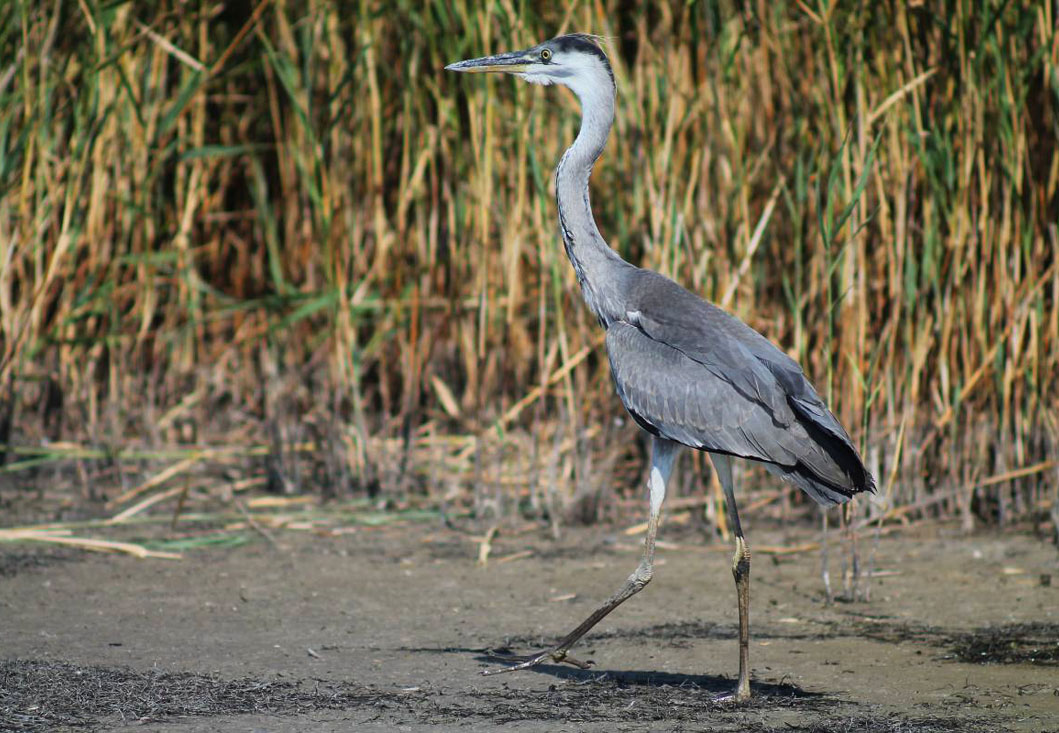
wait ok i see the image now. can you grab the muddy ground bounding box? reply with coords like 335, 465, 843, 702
2, 518, 1058, 731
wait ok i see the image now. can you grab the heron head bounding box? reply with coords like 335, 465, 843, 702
445, 34, 614, 97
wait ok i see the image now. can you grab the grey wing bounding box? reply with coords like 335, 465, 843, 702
633, 277, 854, 449
605, 321, 870, 506
733, 320, 861, 451
627, 272, 799, 426
606, 321, 795, 460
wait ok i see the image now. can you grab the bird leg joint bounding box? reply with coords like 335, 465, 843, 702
731, 536, 750, 582
628, 560, 653, 590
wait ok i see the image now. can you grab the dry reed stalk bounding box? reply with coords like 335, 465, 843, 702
108, 484, 188, 524
0, 527, 181, 560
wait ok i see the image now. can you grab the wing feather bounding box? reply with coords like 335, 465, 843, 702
607, 321, 798, 463
626, 272, 798, 426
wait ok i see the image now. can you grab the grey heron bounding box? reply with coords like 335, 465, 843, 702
447, 34, 875, 702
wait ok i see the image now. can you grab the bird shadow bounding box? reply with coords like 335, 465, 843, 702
403, 645, 821, 702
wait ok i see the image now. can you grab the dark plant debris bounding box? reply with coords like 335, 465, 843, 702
0, 551, 75, 579
0, 658, 1013, 732
945, 623, 1059, 666
0, 660, 398, 731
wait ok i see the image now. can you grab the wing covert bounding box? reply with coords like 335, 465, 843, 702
626, 272, 797, 426
605, 321, 801, 466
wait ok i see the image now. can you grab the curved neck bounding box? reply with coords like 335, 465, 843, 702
555, 76, 630, 327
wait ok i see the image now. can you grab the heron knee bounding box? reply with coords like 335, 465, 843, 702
731, 536, 751, 583
627, 559, 654, 590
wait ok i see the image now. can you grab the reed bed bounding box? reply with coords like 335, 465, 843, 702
0, 1, 1055, 538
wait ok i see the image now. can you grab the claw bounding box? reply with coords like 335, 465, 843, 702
481, 648, 593, 675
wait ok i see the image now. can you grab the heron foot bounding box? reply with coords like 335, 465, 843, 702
712, 686, 751, 704
481, 648, 594, 675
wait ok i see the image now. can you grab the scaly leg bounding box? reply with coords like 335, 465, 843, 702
711, 453, 752, 702
483, 437, 680, 675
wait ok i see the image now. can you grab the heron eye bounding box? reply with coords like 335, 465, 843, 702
540, 48, 552, 62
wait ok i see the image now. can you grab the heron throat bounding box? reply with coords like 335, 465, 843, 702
554, 71, 633, 328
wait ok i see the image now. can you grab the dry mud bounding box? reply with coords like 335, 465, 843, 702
2, 521, 1057, 731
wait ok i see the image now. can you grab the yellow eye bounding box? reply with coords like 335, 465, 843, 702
540, 48, 552, 62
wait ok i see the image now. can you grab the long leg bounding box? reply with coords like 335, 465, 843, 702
484, 437, 681, 674
711, 453, 751, 702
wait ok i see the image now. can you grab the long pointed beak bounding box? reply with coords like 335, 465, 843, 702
445, 50, 533, 74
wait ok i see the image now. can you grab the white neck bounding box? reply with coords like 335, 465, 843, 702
553, 58, 632, 327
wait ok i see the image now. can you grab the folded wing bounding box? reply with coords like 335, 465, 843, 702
606, 299, 874, 507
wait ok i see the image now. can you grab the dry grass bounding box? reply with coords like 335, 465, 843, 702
0, 1, 1056, 535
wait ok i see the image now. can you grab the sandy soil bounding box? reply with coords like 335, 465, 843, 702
2, 520, 1058, 731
